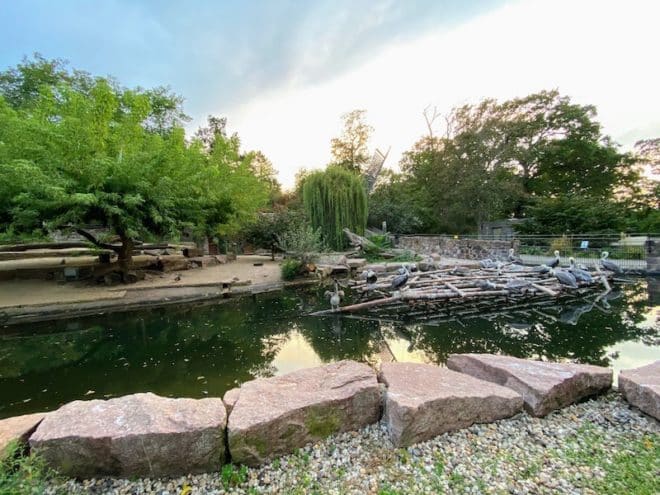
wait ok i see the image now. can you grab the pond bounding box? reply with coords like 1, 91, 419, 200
0, 280, 658, 419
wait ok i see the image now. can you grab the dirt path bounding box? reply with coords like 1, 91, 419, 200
0, 255, 281, 310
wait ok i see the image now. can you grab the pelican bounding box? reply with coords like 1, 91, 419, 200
324, 280, 344, 311
599, 251, 622, 274
533, 263, 552, 274
508, 248, 523, 265
391, 264, 410, 290
552, 268, 578, 288
479, 258, 494, 269
477, 279, 497, 290
361, 269, 378, 284
568, 257, 593, 283
505, 278, 531, 292
548, 250, 561, 269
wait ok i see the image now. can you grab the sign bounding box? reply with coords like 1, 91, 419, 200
580, 240, 589, 249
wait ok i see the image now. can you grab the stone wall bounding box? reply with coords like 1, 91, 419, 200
395, 235, 519, 260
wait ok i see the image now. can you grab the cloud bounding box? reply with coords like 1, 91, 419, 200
225, 0, 660, 188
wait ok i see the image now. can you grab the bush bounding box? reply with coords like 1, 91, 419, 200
281, 258, 304, 280
276, 223, 325, 264
0, 441, 60, 495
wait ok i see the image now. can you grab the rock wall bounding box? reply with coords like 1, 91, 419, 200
2, 355, 648, 478
395, 235, 519, 260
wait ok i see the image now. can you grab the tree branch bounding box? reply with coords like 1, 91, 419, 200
75, 228, 120, 252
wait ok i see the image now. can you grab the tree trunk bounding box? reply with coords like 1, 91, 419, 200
117, 236, 134, 283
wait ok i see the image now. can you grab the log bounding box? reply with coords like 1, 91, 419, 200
342, 228, 380, 252
309, 296, 399, 316
0, 241, 90, 252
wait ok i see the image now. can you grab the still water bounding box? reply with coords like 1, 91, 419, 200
1, 280, 658, 419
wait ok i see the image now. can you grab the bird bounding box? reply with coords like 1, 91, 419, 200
390, 264, 410, 290
508, 248, 523, 265
568, 257, 593, 284
479, 258, 494, 269
324, 280, 345, 311
505, 278, 531, 293
599, 251, 622, 274
533, 264, 552, 274
361, 269, 378, 284
552, 268, 578, 288
477, 279, 498, 290
548, 250, 561, 269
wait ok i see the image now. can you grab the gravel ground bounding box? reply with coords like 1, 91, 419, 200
46, 393, 659, 495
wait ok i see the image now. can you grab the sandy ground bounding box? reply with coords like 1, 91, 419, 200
0, 255, 281, 309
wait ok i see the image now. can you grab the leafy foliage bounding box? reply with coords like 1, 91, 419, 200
0, 441, 61, 495
330, 109, 373, 173
280, 258, 304, 281
302, 166, 367, 250
0, 55, 270, 275
276, 221, 325, 263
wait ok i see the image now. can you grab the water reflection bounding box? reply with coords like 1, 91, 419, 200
0, 281, 657, 419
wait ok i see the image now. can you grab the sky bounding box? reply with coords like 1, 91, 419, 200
2, 0, 659, 188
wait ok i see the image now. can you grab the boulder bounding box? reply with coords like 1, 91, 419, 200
0, 412, 46, 458
619, 360, 660, 420
379, 363, 523, 447
225, 360, 380, 466
29, 393, 226, 478
447, 354, 612, 417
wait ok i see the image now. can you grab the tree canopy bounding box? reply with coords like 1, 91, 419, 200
302, 166, 367, 250
376, 90, 646, 234
0, 55, 271, 278
330, 109, 373, 173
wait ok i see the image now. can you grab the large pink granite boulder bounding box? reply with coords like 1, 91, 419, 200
0, 412, 47, 458
379, 363, 523, 447
225, 360, 380, 466
29, 393, 226, 478
447, 353, 612, 417
619, 360, 660, 420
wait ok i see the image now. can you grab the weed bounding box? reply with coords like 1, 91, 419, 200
0, 441, 61, 495
220, 463, 248, 488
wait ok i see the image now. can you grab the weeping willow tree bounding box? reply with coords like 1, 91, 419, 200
302, 166, 368, 250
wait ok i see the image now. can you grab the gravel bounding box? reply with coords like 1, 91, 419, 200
45, 392, 659, 495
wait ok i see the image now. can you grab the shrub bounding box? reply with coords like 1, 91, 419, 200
281, 258, 304, 280
0, 441, 60, 495
276, 223, 325, 264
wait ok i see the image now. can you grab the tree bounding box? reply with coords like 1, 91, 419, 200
0, 56, 269, 280
367, 171, 427, 234
330, 109, 373, 173
302, 166, 367, 250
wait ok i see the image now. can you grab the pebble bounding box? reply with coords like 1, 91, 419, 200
45, 393, 658, 495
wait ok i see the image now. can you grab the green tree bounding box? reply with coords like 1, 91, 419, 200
0, 56, 268, 280
367, 171, 427, 233
330, 109, 373, 173
302, 166, 367, 250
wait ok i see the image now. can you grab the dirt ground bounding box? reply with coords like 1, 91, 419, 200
0, 255, 281, 310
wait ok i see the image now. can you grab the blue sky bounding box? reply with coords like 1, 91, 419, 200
1, 0, 501, 121
2, 0, 659, 187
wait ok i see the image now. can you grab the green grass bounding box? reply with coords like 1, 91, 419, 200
554, 426, 660, 495
220, 463, 248, 488
0, 441, 61, 495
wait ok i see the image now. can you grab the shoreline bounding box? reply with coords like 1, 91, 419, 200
44, 392, 659, 495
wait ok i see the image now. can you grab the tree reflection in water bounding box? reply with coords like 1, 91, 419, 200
0, 280, 656, 419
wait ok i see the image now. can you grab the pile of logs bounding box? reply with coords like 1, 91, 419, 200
310, 263, 616, 318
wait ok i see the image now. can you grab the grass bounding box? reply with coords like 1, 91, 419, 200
553, 425, 660, 495
0, 441, 60, 495
220, 463, 248, 488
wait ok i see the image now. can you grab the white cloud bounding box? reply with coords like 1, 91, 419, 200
225, 0, 660, 188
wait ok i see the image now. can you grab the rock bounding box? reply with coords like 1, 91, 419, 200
29, 393, 226, 478
0, 412, 46, 458
379, 363, 523, 447
619, 360, 660, 420
446, 354, 612, 417
226, 360, 380, 466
